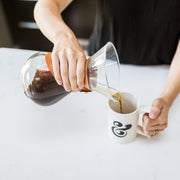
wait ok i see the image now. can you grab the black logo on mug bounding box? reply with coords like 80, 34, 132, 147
112, 121, 132, 138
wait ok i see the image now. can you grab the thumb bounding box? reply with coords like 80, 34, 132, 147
149, 99, 163, 119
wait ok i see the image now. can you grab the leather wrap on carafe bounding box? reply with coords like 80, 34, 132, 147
45, 53, 91, 92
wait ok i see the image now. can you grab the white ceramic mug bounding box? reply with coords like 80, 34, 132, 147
108, 92, 150, 144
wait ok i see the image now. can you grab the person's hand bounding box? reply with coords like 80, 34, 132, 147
51, 33, 86, 92
143, 98, 170, 138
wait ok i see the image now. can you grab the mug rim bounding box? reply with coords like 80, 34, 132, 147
108, 92, 140, 116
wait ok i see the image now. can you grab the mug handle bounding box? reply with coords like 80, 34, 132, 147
137, 105, 151, 136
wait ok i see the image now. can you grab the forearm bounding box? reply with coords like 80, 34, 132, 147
34, 0, 74, 44
160, 40, 180, 106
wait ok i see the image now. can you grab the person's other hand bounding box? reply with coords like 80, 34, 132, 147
143, 98, 170, 138
51, 33, 86, 92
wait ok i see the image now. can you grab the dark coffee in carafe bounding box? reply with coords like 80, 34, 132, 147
26, 69, 69, 106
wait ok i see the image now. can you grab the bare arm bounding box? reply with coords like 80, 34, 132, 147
143, 39, 180, 138
34, 0, 73, 43
34, 0, 86, 91
160, 39, 180, 105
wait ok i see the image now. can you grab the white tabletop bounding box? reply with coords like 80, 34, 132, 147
0, 48, 180, 180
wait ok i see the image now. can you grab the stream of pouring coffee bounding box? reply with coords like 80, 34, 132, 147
111, 92, 123, 114
96, 86, 123, 113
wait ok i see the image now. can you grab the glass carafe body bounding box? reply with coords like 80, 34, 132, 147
21, 52, 69, 106
21, 42, 120, 106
